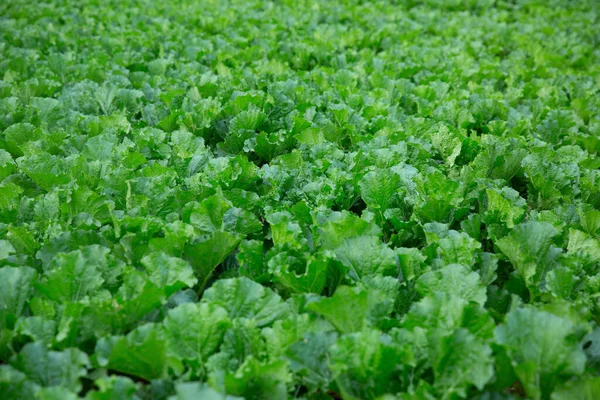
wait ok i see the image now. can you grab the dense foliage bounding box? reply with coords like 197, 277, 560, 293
1, 0, 599, 398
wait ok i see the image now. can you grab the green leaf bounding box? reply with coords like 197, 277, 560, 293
270, 251, 343, 294
496, 222, 560, 290
100, 324, 167, 381
17, 150, 72, 191
318, 211, 381, 250
431, 124, 462, 166
551, 376, 600, 400
184, 231, 244, 289
0, 240, 16, 260
141, 252, 198, 297
402, 292, 494, 340
359, 169, 401, 213
495, 307, 586, 400
206, 318, 264, 375
184, 193, 261, 237
184, 194, 234, 235
2, 123, 41, 157
168, 382, 242, 400
0, 365, 39, 400
578, 209, 600, 236
222, 208, 262, 237
416, 264, 487, 306
286, 331, 336, 391
163, 302, 230, 363
413, 171, 462, 223
105, 270, 165, 332
431, 328, 494, 397
335, 236, 398, 280
0, 183, 23, 217
221, 358, 290, 400
567, 229, 600, 261
35, 387, 78, 400
396, 247, 428, 282
261, 313, 326, 359
237, 240, 268, 282
546, 267, 579, 299
7, 226, 39, 256
36, 250, 104, 303
485, 187, 527, 230
266, 211, 306, 249
85, 376, 139, 400
329, 329, 406, 400
307, 286, 371, 334
12, 342, 89, 391
202, 278, 289, 327
0, 266, 36, 329
15, 316, 57, 345
0, 150, 16, 181
436, 231, 482, 267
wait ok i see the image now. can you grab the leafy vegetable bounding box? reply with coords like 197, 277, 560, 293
0, 0, 599, 398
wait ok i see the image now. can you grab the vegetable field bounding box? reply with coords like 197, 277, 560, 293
1, 0, 599, 398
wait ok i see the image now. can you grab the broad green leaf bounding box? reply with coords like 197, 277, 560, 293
202, 278, 289, 327
307, 286, 370, 334
35, 387, 78, 400
318, 211, 381, 250
396, 247, 428, 282
36, 250, 104, 303
270, 251, 343, 294
431, 124, 462, 166
496, 222, 560, 289
551, 376, 600, 400
335, 236, 398, 280
237, 240, 268, 282
431, 328, 494, 397
100, 324, 167, 381
17, 151, 72, 191
402, 292, 494, 340
0, 239, 15, 260
206, 318, 265, 375
568, 229, 600, 260
85, 376, 139, 400
184, 194, 233, 234
221, 358, 290, 400
262, 313, 328, 359
329, 329, 406, 400
163, 302, 230, 363
141, 252, 197, 297
169, 382, 242, 400
12, 342, 88, 392
184, 231, 244, 289
286, 331, 336, 391
359, 169, 401, 213
578, 209, 600, 236
0, 365, 39, 400
15, 316, 57, 345
495, 307, 586, 400
546, 267, 579, 299
185, 193, 259, 236
436, 231, 482, 267
416, 264, 487, 306
0, 150, 15, 181
266, 211, 306, 249
485, 187, 527, 230
7, 226, 39, 256
0, 266, 36, 329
